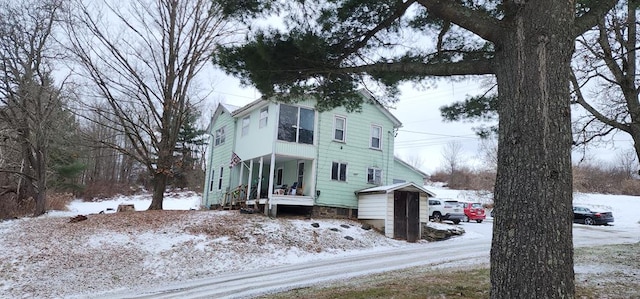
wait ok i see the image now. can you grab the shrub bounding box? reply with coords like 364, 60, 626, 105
46, 192, 74, 211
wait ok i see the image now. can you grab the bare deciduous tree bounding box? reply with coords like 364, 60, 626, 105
479, 137, 498, 171
64, 0, 238, 209
572, 2, 640, 168
400, 154, 425, 171
0, 0, 66, 216
441, 140, 464, 177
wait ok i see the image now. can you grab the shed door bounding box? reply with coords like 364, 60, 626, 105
406, 192, 419, 242
393, 192, 407, 240
394, 191, 420, 242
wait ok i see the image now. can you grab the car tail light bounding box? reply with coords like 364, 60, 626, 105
594, 213, 601, 218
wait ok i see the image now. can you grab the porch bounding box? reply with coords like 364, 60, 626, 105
227, 152, 317, 210
247, 194, 314, 207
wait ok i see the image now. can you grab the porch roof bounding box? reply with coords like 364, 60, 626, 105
357, 182, 436, 197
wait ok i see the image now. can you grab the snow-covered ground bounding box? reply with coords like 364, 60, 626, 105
0, 187, 638, 298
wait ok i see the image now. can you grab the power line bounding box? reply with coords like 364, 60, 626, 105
397, 129, 478, 139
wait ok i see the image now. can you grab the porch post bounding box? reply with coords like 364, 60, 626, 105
257, 157, 264, 199
247, 160, 254, 199
239, 161, 244, 187
310, 159, 317, 201
268, 152, 276, 205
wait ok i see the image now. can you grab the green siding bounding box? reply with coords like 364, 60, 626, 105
203, 107, 236, 207
392, 159, 426, 185
203, 95, 427, 211
314, 101, 397, 209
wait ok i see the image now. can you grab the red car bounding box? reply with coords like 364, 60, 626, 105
461, 202, 486, 223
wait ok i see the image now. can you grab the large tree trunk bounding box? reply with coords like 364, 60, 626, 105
148, 146, 172, 210
33, 149, 48, 216
491, 1, 575, 298
149, 172, 167, 210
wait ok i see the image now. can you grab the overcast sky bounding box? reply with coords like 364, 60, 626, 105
202, 67, 634, 175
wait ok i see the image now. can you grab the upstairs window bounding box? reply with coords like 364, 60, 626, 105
242, 116, 250, 136
367, 168, 382, 185
370, 125, 382, 149
214, 126, 225, 146
331, 162, 347, 181
278, 104, 315, 144
259, 107, 268, 128
334, 116, 346, 142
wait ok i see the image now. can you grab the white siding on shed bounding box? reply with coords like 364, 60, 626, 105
357, 193, 387, 219
384, 193, 394, 238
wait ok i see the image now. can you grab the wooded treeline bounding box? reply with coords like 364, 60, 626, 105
0, 0, 225, 217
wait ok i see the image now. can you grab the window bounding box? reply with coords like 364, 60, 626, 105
242, 116, 250, 136
209, 169, 215, 192
331, 162, 347, 181
259, 107, 268, 128
367, 168, 382, 185
278, 104, 315, 144
217, 167, 224, 190
333, 116, 346, 142
214, 126, 225, 146
276, 168, 283, 185
370, 125, 382, 149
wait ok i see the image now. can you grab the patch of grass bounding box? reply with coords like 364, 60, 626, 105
575, 243, 640, 299
260, 243, 640, 299
261, 268, 490, 299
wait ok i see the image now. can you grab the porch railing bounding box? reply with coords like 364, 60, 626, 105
222, 185, 247, 210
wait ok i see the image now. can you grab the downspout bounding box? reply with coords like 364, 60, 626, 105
386, 129, 392, 185
204, 127, 215, 208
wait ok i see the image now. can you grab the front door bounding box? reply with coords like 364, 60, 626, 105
297, 162, 304, 193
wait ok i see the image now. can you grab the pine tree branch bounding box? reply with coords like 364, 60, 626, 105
345, 58, 494, 77
416, 0, 501, 42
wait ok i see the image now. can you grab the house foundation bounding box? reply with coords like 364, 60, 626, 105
311, 206, 358, 219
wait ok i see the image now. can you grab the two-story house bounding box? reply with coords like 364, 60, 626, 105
203, 91, 433, 241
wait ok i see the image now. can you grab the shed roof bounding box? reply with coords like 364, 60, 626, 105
357, 182, 436, 197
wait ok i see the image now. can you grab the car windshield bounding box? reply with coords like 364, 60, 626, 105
444, 201, 460, 207
471, 203, 482, 208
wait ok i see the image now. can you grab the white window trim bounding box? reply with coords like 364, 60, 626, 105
259, 107, 268, 128
242, 116, 250, 136
333, 115, 346, 142
209, 169, 215, 192
331, 162, 347, 182
370, 124, 382, 150
367, 167, 382, 185
277, 104, 315, 144
214, 126, 225, 146
217, 167, 224, 190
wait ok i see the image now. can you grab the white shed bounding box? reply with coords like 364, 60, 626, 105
357, 182, 436, 242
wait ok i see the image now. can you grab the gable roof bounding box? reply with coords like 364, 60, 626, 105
359, 89, 402, 128
230, 97, 266, 117
207, 103, 241, 133
225, 90, 402, 128
357, 182, 436, 197
394, 157, 429, 179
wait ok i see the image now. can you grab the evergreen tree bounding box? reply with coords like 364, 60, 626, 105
214, 1, 618, 297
